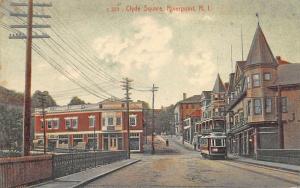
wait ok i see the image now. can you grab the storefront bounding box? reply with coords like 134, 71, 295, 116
129, 133, 140, 151
102, 133, 123, 151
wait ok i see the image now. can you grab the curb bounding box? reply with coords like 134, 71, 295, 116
71, 159, 140, 188
231, 159, 300, 173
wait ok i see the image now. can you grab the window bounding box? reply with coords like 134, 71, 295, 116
116, 117, 121, 125
252, 74, 261, 87
41, 120, 45, 129
46, 119, 59, 129
52, 119, 59, 129
89, 116, 95, 128
265, 98, 272, 113
65, 117, 78, 129
65, 119, 71, 129
254, 99, 262, 115
247, 76, 251, 89
129, 115, 137, 126
264, 73, 272, 81
108, 117, 114, 126
72, 119, 78, 129
102, 118, 106, 126
47, 120, 52, 129
239, 112, 244, 123
247, 100, 251, 115
281, 97, 288, 113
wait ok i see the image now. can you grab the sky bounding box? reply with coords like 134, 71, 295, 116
1, 0, 300, 108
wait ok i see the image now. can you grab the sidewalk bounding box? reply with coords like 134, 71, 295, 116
228, 154, 300, 173
30, 159, 140, 188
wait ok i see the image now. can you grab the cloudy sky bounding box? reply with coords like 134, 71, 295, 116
1, 0, 300, 108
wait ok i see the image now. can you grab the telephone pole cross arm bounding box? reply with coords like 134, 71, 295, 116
9, 0, 52, 156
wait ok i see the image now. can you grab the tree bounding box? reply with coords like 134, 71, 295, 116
32, 90, 57, 108
69, 96, 85, 105
156, 105, 175, 135
0, 105, 23, 151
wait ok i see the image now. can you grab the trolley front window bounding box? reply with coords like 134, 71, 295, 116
212, 139, 225, 147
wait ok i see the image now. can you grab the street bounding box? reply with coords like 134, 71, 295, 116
85, 137, 300, 188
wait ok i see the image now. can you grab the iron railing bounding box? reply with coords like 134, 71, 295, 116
0, 150, 127, 188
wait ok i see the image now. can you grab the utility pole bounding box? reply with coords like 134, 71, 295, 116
9, 1, 51, 156
38, 92, 47, 154
121, 78, 133, 159
151, 84, 158, 154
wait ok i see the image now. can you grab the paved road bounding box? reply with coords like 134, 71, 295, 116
85, 136, 300, 188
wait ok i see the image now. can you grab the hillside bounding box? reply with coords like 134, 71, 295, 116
0, 86, 23, 106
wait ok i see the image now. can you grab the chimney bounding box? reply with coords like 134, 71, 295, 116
183, 93, 187, 100
276, 56, 281, 61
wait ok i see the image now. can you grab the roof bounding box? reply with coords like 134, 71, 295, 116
201, 91, 212, 99
273, 63, 300, 86
246, 24, 276, 66
177, 95, 201, 104
212, 74, 225, 93
237, 61, 246, 70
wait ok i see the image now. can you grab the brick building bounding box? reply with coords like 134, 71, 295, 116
226, 24, 300, 156
174, 93, 202, 137
34, 99, 144, 152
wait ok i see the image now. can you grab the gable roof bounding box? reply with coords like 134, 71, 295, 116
246, 24, 276, 66
273, 63, 300, 86
177, 95, 201, 104
212, 74, 225, 93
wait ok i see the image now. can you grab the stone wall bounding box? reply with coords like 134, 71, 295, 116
257, 149, 300, 165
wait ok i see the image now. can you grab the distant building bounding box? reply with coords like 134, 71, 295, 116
226, 24, 300, 156
196, 75, 226, 135
34, 99, 144, 152
174, 93, 202, 137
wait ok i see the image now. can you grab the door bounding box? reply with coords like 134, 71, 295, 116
110, 137, 117, 151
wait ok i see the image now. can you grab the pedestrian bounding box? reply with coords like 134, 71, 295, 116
166, 139, 169, 147
193, 139, 196, 150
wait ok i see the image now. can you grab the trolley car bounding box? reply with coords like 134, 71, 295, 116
199, 132, 226, 159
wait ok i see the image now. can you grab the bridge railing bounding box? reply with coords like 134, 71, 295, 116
52, 150, 127, 178
0, 150, 127, 188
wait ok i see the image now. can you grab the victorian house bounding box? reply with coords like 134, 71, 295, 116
196, 75, 227, 135
226, 24, 300, 157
